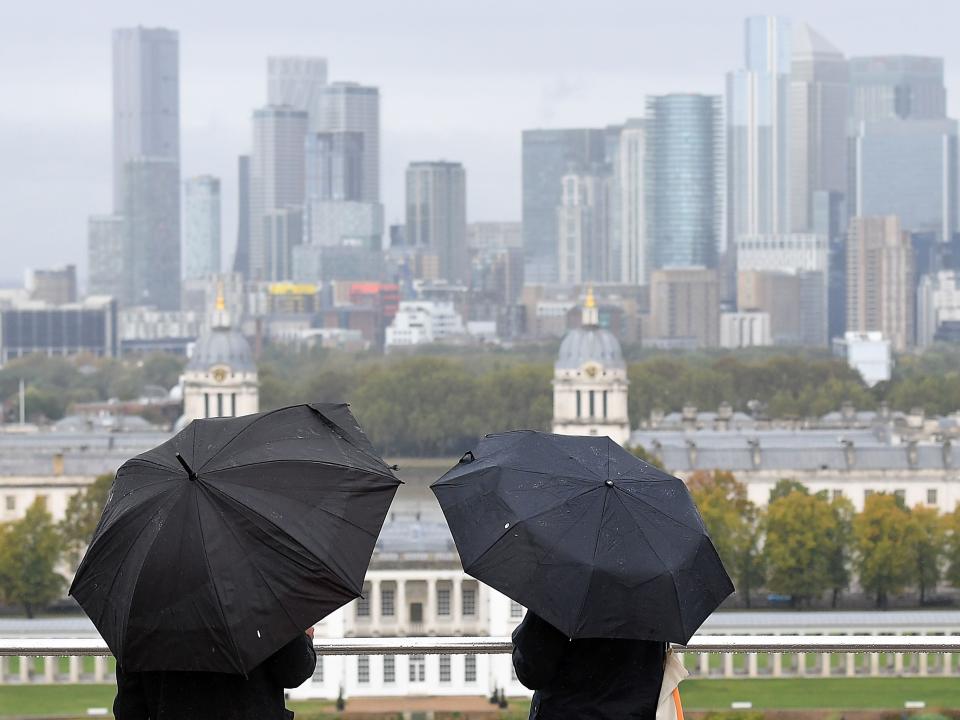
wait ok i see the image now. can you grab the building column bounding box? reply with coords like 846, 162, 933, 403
919, 654, 929, 676
452, 577, 463, 631
370, 579, 381, 630
894, 653, 903, 675
19, 657, 30, 683
821, 653, 831, 677
69, 656, 81, 683
845, 653, 856, 677
747, 653, 758, 677
94, 656, 107, 682
796, 653, 805, 677
943, 653, 952, 676
44, 656, 57, 683
772, 654, 783, 678
699, 653, 710, 676
723, 654, 734, 678
869, 653, 880, 676
397, 578, 407, 631
0, 656, 6, 684
426, 578, 437, 630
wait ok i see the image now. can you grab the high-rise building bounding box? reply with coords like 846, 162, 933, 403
917, 270, 960, 347
727, 16, 792, 242
266, 56, 328, 111
790, 24, 848, 233
0, 297, 118, 363
613, 120, 646, 285
557, 170, 611, 285
88, 215, 126, 300
646, 94, 723, 271
28, 265, 77, 305
850, 118, 958, 242
123, 158, 181, 309
648, 268, 720, 348
248, 106, 308, 280
313, 83, 380, 203
522, 129, 606, 283
846, 216, 914, 351
737, 270, 802, 345
305, 131, 365, 202
264, 208, 303, 281
405, 162, 468, 283
183, 176, 221, 280
112, 28, 180, 213
849, 56, 946, 124
233, 155, 251, 277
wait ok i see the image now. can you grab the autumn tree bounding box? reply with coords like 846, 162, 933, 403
687, 471, 763, 607
0, 501, 65, 617
906, 505, 944, 604
60, 474, 113, 570
854, 493, 914, 609
944, 507, 960, 589
826, 496, 855, 607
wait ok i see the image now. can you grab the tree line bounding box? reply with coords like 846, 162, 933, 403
685, 471, 960, 609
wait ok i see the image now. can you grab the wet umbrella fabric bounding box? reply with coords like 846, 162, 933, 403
70, 403, 400, 674
431, 431, 733, 644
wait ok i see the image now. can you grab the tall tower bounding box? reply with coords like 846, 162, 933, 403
849, 56, 946, 124
183, 176, 221, 280
615, 120, 646, 285
313, 83, 381, 204
405, 161, 468, 283
266, 56, 328, 111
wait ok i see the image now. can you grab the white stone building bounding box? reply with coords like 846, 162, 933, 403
720, 311, 772, 348
384, 301, 465, 349
551, 291, 630, 445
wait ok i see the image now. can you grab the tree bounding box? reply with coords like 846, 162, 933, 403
60, 474, 113, 570
825, 496, 855, 607
854, 494, 914, 609
628, 444, 664, 470
768, 479, 809, 503
687, 471, 763, 607
944, 507, 960, 589
0, 501, 65, 617
906, 505, 944, 605
762, 490, 836, 607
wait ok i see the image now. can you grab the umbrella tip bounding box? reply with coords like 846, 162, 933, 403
605, 479, 614, 488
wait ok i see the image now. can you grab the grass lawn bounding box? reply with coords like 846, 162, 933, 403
4, 678, 960, 717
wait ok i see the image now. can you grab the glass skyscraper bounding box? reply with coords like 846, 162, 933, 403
183, 176, 221, 280
645, 94, 723, 270
849, 56, 946, 124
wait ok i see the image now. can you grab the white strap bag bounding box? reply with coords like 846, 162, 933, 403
656, 649, 688, 720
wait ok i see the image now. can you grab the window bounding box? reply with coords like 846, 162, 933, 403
383, 655, 395, 684
589, 390, 595, 417
864, 489, 875, 502
381, 587, 395, 617
894, 489, 906, 504
603, 390, 608, 419
409, 654, 425, 682
357, 655, 370, 684
437, 587, 451, 616
832, 489, 843, 500
356, 582, 371, 618
465, 654, 477, 683
928, 488, 938, 505
4, 495, 14, 511
410, 602, 423, 623
576, 390, 581, 418
462, 587, 477, 617
312, 657, 324, 683
217, 393, 223, 417
204, 393, 210, 417
439, 655, 451, 683
510, 601, 524, 619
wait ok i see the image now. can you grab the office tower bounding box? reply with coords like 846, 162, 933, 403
846, 216, 914, 351
405, 162, 468, 283
648, 268, 720, 348
88, 215, 126, 300
849, 56, 946, 124
264, 208, 303, 281
727, 16, 792, 242
646, 94, 723, 271
557, 170, 611, 285
522, 129, 606, 283
738, 270, 802, 344
123, 158, 181, 309
313, 83, 380, 203
736, 233, 830, 345
233, 155, 251, 277
813, 191, 849, 340
467, 222, 523, 252
850, 118, 958, 242
300, 202, 383, 249
790, 24, 848, 233
305, 131, 365, 202
183, 176, 221, 280
29, 265, 77, 305
917, 271, 960, 347
248, 106, 308, 280
614, 120, 646, 284
112, 28, 179, 213
267, 56, 328, 111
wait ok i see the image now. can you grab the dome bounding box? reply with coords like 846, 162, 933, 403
187, 327, 256, 373
556, 327, 626, 370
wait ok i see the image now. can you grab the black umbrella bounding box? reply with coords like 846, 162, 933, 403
70, 403, 400, 674
431, 431, 733, 644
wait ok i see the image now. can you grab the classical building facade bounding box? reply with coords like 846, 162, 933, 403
552, 290, 630, 445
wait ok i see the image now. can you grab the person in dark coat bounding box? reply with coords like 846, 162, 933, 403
113, 628, 317, 720
512, 612, 665, 720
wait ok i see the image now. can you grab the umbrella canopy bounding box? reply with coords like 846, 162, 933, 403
431, 431, 733, 644
70, 403, 400, 674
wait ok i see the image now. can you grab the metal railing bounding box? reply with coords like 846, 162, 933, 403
5, 634, 960, 656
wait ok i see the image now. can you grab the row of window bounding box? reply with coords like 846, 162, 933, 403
575, 389, 609, 419
830, 488, 939, 505
3, 495, 47, 512
350, 654, 479, 684
356, 584, 478, 619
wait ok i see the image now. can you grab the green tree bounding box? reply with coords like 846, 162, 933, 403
906, 504, 944, 604
854, 494, 914, 608
944, 507, 960, 589
768, 479, 809, 503
0, 501, 65, 617
478, 363, 552, 433
826, 496, 855, 607
687, 471, 763, 607
59, 474, 113, 570
762, 490, 836, 606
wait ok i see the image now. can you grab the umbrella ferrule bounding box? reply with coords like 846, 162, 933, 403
605, 479, 614, 488
175, 453, 199, 482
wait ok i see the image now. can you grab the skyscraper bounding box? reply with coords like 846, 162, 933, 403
267, 56, 328, 111
233, 155, 251, 277
557, 170, 610, 285
305, 131, 365, 202
88, 216, 126, 301
849, 56, 947, 124
790, 24, 848, 233
112, 28, 179, 213
183, 176, 221, 280
846, 216, 914, 351
614, 120, 646, 285
405, 162, 468, 283
522, 129, 606, 283
645, 94, 723, 271
248, 106, 308, 280
313, 83, 380, 203
727, 16, 792, 240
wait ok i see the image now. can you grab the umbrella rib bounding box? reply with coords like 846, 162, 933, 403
202, 457, 399, 485
308, 406, 395, 470
541, 433, 605, 480
570, 484, 610, 637
616, 487, 706, 533
194, 492, 247, 675
195, 407, 289, 472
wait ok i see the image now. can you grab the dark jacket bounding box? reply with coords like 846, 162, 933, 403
114, 633, 317, 720
512, 612, 665, 720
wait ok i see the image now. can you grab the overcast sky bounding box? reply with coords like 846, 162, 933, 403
1, 0, 958, 286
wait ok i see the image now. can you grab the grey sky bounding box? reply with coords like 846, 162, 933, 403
1, 0, 957, 286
